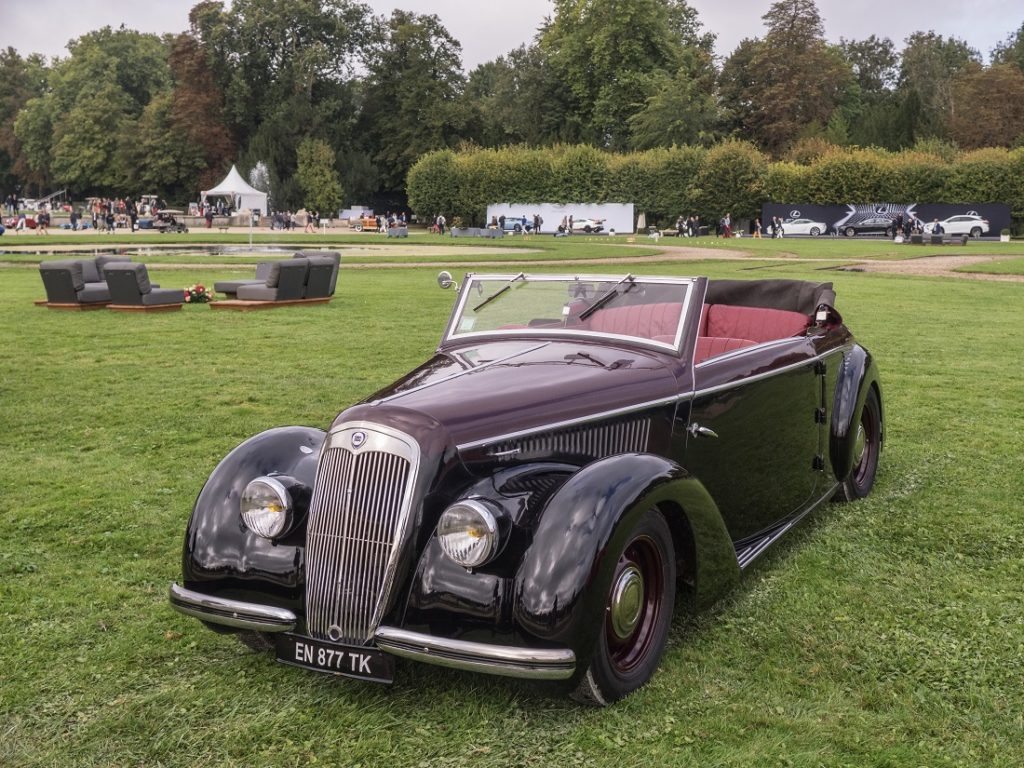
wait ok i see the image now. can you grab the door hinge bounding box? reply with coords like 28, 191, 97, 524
814, 407, 827, 424
814, 360, 827, 375
812, 455, 825, 471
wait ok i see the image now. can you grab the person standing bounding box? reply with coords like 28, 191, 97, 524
567, 214, 574, 235
753, 217, 762, 238
128, 200, 138, 232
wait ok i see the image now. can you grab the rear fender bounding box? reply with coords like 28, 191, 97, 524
830, 345, 883, 481
513, 453, 738, 668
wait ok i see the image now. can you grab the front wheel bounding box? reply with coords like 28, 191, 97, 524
844, 227, 855, 237
810, 227, 821, 236
572, 509, 675, 706
836, 387, 881, 501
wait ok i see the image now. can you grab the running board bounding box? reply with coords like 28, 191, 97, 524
734, 483, 839, 569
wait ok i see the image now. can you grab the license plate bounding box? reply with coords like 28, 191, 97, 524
275, 633, 395, 684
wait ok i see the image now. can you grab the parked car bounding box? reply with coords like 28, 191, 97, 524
571, 218, 605, 233
170, 273, 883, 704
923, 214, 989, 237
783, 218, 827, 236
151, 210, 188, 233
352, 214, 379, 231
502, 216, 532, 233
842, 217, 894, 237
3, 215, 36, 229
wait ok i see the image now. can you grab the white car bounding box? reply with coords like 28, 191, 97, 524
923, 214, 989, 237
782, 218, 827, 236
570, 218, 605, 233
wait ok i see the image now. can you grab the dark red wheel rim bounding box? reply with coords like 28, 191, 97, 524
605, 535, 665, 675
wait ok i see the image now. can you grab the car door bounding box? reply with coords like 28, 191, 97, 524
682, 338, 823, 541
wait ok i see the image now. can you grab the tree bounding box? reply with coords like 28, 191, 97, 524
720, 0, 852, 154
296, 137, 343, 213
627, 60, 721, 149
948, 64, 1024, 149
120, 92, 206, 199
167, 32, 236, 190
0, 49, 49, 193
991, 22, 1024, 72
358, 10, 468, 191
539, 0, 709, 149
838, 35, 898, 95
898, 31, 979, 140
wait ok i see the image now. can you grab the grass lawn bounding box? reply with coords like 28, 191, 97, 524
1, 245, 1022, 767
953, 255, 1024, 276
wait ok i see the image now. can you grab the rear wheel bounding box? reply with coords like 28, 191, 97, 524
584, 225, 593, 233
572, 509, 675, 706
844, 227, 855, 237
970, 227, 982, 238
836, 388, 881, 501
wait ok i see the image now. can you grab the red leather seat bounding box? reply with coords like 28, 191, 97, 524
705, 304, 810, 343
694, 336, 757, 364
585, 302, 683, 340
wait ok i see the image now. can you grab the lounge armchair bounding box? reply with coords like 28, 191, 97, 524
103, 262, 184, 312
38, 260, 111, 309
213, 262, 275, 298
294, 250, 340, 298
235, 259, 309, 301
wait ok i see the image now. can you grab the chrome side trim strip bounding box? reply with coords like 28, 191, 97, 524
693, 348, 845, 399
168, 583, 296, 632
733, 482, 840, 570
374, 626, 576, 680
374, 342, 550, 404
457, 395, 680, 452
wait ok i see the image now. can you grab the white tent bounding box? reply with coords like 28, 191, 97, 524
201, 165, 268, 214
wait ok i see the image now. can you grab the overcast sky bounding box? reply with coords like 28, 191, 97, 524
0, 1, 1018, 69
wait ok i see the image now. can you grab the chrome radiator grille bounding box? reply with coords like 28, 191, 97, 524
491, 417, 651, 462
305, 424, 419, 645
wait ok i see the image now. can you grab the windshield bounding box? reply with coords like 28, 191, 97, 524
444, 274, 696, 352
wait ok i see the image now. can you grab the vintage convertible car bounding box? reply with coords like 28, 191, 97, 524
170, 273, 883, 704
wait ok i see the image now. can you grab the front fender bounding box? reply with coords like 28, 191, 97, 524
182, 426, 325, 599
512, 453, 738, 665
830, 345, 883, 480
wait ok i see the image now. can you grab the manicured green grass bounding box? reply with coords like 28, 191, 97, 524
953, 255, 1024, 276
1, 249, 1022, 767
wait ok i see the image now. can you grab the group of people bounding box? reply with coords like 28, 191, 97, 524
674, 215, 704, 237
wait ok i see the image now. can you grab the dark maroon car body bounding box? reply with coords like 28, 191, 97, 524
170, 273, 883, 703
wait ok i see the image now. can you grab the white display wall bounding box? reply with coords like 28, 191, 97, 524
485, 202, 636, 234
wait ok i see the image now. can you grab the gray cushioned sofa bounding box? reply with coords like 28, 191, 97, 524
103, 262, 184, 310
214, 251, 340, 303
37, 255, 132, 308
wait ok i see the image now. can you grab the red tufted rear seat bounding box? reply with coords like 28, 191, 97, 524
704, 304, 810, 343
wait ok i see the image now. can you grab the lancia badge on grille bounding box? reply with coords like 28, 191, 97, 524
351, 431, 367, 449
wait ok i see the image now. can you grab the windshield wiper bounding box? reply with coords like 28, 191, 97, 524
579, 274, 635, 321
473, 272, 526, 312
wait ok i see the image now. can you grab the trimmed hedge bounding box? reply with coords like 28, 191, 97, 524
407, 144, 1024, 229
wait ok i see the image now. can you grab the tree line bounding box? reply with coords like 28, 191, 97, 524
1, 0, 1022, 212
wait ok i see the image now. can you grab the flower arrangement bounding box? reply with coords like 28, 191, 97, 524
184, 283, 212, 303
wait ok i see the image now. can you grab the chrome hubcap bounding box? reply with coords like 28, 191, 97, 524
853, 423, 867, 466
610, 565, 644, 639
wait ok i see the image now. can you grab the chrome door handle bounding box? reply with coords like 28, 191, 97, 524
688, 423, 718, 439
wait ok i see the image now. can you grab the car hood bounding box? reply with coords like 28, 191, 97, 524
333, 339, 681, 449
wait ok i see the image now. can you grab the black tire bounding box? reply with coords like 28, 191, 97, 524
836, 387, 881, 501
583, 225, 593, 233
514, 224, 522, 232
844, 227, 855, 237
970, 227, 981, 238
810, 227, 821, 236
354, 224, 363, 232
236, 631, 275, 652
572, 509, 675, 706
884, 227, 892, 237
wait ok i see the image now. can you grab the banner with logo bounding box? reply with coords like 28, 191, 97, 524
760, 203, 1010, 237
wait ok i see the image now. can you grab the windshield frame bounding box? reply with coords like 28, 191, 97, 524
439, 273, 699, 355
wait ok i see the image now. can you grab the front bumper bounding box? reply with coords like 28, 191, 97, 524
168, 583, 576, 680
169, 583, 297, 632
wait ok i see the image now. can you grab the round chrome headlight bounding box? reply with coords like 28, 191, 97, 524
437, 500, 500, 569
240, 476, 292, 539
